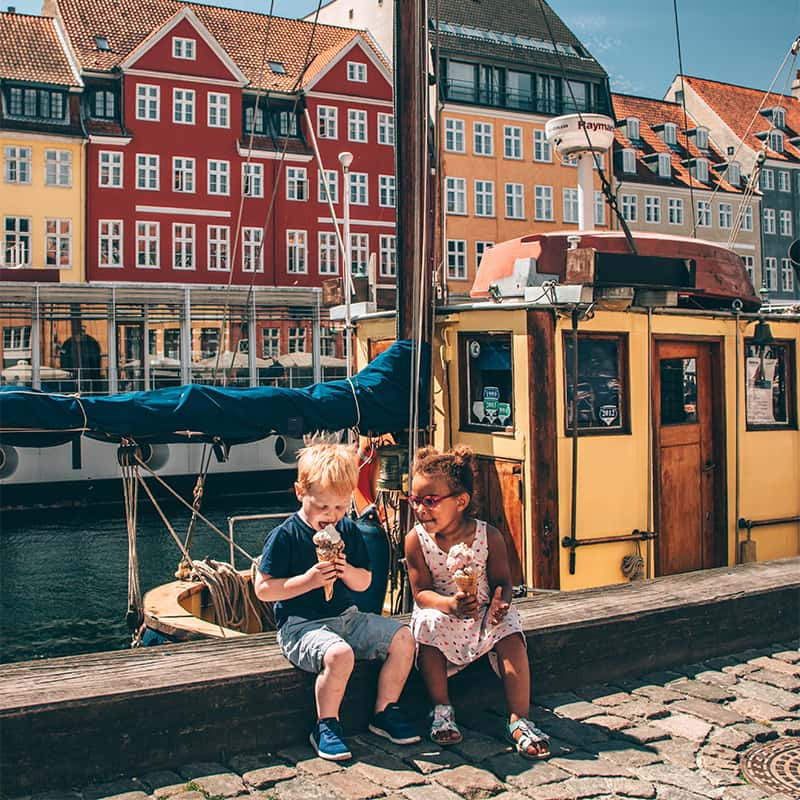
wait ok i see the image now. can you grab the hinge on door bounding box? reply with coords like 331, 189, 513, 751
517, 477, 524, 502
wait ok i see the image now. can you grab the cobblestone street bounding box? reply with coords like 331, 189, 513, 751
19, 642, 800, 800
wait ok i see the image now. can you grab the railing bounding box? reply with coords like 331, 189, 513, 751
227, 512, 291, 569
738, 515, 800, 534
561, 529, 658, 576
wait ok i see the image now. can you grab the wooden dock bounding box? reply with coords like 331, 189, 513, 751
1, 558, 797, 794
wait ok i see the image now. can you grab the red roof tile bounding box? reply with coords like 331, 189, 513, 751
683, 75, 800, 163
53, 0, 377, 91
0, 11, 80, 87
612, 92, 741, 194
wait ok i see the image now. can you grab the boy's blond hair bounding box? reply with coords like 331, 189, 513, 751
296, 442, 359, 494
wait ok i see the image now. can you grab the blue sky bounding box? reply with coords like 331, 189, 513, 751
11, 0, 800, 99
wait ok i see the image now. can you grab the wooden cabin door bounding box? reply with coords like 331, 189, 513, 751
475, 457, 524, 585
653, 339, 725, 576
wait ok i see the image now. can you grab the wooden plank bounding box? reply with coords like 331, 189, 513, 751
1, 558, 797, 794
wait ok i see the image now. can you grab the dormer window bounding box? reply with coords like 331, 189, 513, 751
769, 130, 785, 153
773, 107, 786, 129
172, 37, 196, 60
626, 117, 639, 140
694, 127, 708, 151
268, 61, 286, 75
692, 158, 709, 183
726, 161, 741, 186
622, 148, 636, 174
94, 35, 110, 51
347, 61, 367, 82
662, 122, 677, 145
91, 89, 116, 119
657, 152, 671, 178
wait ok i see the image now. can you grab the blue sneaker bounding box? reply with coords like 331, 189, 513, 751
309, 717, 352, 761
368, 703, 421, 745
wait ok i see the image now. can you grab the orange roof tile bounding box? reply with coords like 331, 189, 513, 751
683, 75, 800, 164
0, 11, 80, 87
53, 0, 378, 92
612, 92, 740, 194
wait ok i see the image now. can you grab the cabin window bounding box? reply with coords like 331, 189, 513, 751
459, 332, 514, 432
660, 358, 698, 425
744, 339, 797, 430
563, 333, 629, 435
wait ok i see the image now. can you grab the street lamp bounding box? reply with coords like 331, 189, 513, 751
338, 151, 353, 379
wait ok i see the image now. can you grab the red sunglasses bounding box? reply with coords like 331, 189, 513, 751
407, 492, 459, 509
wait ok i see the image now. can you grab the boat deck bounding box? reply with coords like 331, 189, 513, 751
1, 558, 797, 794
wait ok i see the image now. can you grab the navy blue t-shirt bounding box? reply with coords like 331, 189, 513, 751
259, 512, 371, 628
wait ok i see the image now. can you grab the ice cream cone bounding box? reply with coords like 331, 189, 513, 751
316, 541, 344, 600
453, 569, 478, 596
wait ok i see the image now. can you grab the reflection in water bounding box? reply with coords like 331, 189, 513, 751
0, 499, 290, 663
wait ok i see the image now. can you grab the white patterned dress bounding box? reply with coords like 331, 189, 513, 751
410, 519, 524, 675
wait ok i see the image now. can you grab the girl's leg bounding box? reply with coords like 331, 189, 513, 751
417, 643, 450, 705
493, 632, 530, 720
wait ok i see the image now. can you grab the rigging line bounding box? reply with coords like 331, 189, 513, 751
534, 0, 638, 255
673, 0, 697, 238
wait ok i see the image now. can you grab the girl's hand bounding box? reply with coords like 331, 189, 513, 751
450, 591, 478, 619
488, 585, 510, 624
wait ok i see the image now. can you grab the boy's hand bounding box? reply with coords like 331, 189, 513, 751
306, 560, 337, 590
488, 585, 509, 624
333, 553, 348, 578
450, 591, 478, 619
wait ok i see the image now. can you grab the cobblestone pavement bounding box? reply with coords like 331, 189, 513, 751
20, 643, 800, 800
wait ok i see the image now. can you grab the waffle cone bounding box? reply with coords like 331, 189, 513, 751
453, 570, 477, 595
316, 541, 345, 601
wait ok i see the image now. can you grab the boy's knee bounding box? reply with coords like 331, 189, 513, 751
389, 625, 415, 654
323, 641, 355, 672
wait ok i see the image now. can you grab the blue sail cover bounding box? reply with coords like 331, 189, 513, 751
0, 340, 430, 448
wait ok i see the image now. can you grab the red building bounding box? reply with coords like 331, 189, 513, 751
50, 0, 396, 291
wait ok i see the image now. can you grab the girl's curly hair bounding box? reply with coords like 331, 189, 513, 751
412, 445, 479, 516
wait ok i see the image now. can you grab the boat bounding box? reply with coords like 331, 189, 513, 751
0, 282, 348, 509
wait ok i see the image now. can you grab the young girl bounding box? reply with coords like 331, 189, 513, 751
404, 445, 550, 759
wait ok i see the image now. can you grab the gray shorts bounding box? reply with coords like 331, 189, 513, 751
277, 605, 406, 674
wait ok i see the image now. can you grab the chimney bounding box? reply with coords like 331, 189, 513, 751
7, 6, 16, 12
793, 69, 800, 100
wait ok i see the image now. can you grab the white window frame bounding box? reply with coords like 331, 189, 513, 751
172, 223, 195, 270
286, 166, 308, 201
350, 233, 369, 276
763, 208, 776, 235
778, 170, 791, 192
694, 158, 709, 183
45, 149, 72, 187
727, 162, 741, 186
474, 179, 495, 217
136, 153, 159, 191
377, 113, 394, 146
773, 107, 786, 129
781, 258, 795, 292
262, 327, 280, 359
475, 241, 494, 270
444, 118, 465, 153
668, 197, 684, 225
172, 37, 196, 59
242, 227, 264, 272
697, 199, 711, 227
379, 174, 395, 208
534, 185, 553, 221
662, 122, 677, 145
347, 61, 367, 82
644, 195, 661, 224
505, 183, 524, 219
695, 127, 708, 150
503, 125, 522, 160
622, 149, 636, 174
533, 130, 551, 162
621, 193, 638, 222
136, 84, 159, 121
99, 151, 123, 188
242, 163, 263, 198
473, 122, 493, 156
563, 188, 579, 224
769, 130, 784, 153
3, 216, 32, 267
317, 106, 337, 139
742, 255, 755, 285
742, 205, 753, 232
718, 202, 732, 229
318, 231, 339, 275
173, 156, 195, 193
761, 169, 774, 191
626, 117, 640, 139
207, 93, 230, 128
318, 169, 339, 204
172, 88, 195, 125
135, 221, 160, 269
4, 146, 31, 184
594, 191, 606, 226
98, 219, 123, 268
348, 109, 367, 142
45, 218, 72, 268
657, 152, 671, 179
765, 257, 778, 291
207, 225, 230, 272
379, 234, 396, 277
350, 172, 368, 205
446, 177, 466, 215
207, 159, 229, 196
446, 239, 467, 280
779, 209, 793, 237
286, 229, 307, 274
288, 326, 306, 354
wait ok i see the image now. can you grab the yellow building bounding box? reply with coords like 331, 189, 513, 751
0, 11, 85, 282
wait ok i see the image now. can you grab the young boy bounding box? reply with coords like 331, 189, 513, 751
254, 442, 420, 761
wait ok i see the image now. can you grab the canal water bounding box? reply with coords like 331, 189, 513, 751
0, 496, 293, 663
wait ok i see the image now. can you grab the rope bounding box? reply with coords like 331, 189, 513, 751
190, 558, 263, 633
621, 540, 644, 581
121, 459, 143, 640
